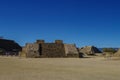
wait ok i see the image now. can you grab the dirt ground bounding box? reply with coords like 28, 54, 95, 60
0, 56, 120, 80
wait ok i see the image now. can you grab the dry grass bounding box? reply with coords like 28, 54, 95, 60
0, 56, 120, 80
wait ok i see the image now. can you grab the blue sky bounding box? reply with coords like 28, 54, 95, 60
0, 0, 120, 47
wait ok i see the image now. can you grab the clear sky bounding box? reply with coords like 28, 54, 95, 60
0, 0, 120, 47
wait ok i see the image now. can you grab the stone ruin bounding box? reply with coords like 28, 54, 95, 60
64, 44, 79, 57
114, 49, 120, 57
40, 43, 65, 58
19, 40, 80, 58
0, 39, 22, 56
79, 46, 101, 55
19, 43, 39, 58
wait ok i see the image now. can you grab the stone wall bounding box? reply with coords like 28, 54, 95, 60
25, 43, 40, 58
64, 44, 79, 57
20, 40, 80, 58
55, 40, 63, 44
40, 43, 65, 57
36, 40, 45, 44
19, 47, 26, 57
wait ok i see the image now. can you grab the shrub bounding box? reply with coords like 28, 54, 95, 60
102, 48, 117, 53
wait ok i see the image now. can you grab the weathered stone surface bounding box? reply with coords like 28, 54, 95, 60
36, 40, 45, 44
79, 46, 101, 55
20, 40, 80, 58
20, 40, 66, 58
23, 43, 39, 58
19, 47, 26, 57
55, 40, 63, 44
114, 49, 120, 57
64, 44, 79, 57
40, 43, 65, 57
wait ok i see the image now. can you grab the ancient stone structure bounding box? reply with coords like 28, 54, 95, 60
40, 43, 65, 57
25, 43, 39, 58
19, 43, 39, 58
55, 40, 63, 44
36, 40, 45, 44
114, 49, 120, 57
64, 44, 79, 57
19, 47, 26, 57
0, 39, 22, 56
79, 46, 101, 55
20, 40, 79, 58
